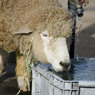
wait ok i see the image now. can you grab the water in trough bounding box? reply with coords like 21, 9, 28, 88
55, 58, 95, 80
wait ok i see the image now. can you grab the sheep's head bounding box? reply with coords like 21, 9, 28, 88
31, 8, 74, 72
17, 7, 74, 72
31, 29, 71, 72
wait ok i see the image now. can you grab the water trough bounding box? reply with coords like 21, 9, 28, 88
32, 58, 95, 95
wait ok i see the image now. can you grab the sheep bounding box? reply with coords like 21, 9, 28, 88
0, 0, 74, 91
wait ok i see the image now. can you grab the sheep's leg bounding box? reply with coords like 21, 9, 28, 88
15, 54, 31, 91
0, 49, 9, 73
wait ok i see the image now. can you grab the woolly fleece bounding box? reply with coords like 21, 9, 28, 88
0, 0, 73, 52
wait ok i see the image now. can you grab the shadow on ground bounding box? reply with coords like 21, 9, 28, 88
0, 53, 31, 95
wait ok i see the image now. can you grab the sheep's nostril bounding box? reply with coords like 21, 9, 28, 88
59, 61, 70, 68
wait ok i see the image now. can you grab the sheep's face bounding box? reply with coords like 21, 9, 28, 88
40, 30, 71, 72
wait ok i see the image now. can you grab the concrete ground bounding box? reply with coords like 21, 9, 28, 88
75, 0, 95, 57
0, 0, 95, 95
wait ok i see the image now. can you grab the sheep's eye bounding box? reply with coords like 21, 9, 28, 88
41, 30, 49, 37
43, 34, 48, 37
42, 33, 48, 37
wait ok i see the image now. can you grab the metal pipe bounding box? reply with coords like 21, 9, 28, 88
68, 0, 85, 58
68, 0, 84, 17
68, 0, 77, 58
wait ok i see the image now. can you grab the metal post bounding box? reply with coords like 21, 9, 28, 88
68, 1, 77, 58
68, 0, 84, 58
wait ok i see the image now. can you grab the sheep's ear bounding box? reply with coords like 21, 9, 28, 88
12, 27, 33, 35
